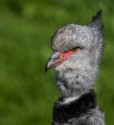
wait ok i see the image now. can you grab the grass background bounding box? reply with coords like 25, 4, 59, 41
0, 0, 113, 125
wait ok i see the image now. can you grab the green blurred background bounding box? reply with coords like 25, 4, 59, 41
0, 0, 113, 125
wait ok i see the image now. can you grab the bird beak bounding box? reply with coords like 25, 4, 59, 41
45, 52, 62, 72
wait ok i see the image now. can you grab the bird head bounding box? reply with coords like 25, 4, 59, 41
45, 10, 103, 97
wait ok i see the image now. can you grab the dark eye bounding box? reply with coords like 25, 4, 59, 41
72, 47, 80, 52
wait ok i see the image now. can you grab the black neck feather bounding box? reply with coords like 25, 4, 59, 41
53, 89, 96, 124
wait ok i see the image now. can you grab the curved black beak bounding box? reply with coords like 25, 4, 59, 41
45, 52, 61, 72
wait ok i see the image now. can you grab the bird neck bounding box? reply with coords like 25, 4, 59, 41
55, 69, 95, 98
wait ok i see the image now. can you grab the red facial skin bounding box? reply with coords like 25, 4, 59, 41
60, 48, 80, 62
60, 50, 74, 62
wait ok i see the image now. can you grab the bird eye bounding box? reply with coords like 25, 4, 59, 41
72, 47, 80, 52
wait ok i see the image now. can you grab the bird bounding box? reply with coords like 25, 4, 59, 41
45, 10, 105, 125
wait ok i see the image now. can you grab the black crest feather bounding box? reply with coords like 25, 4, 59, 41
91, 10, 102, 23
89, 10, 103, 30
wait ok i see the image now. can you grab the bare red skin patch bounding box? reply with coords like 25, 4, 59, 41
60, 50, 74, 59
60, 48, 80, 61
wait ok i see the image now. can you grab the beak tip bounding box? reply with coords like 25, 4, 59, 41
45, 63, 49, 73
45, 67, 48, 73
45, 58, 52, 73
